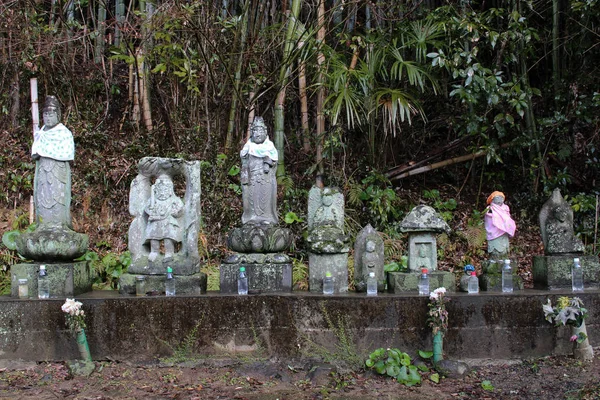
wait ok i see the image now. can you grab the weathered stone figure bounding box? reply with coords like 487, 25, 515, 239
539, 188, 584, 255
354, 224, 384, 292
240, 117, 278, 225
14, 96, 88, 262
33, 95, 75, 227
145, 176, 184, 262
484, 191, 516, 257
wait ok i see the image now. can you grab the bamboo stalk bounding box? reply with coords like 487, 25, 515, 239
94, 0, 106, 64
30, 78, 39, 135
315, 0, 325, 188
594, 194, 598, 254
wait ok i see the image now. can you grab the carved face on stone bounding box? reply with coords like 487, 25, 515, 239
154, 178, 174, 201
553, 206, 568, 222
418, 244, 428, 257
43, 109, 59, 129
366, 240, 375, 252
251, 125, 267, 144
322, 194, 333, 206
491, 195, 504, 205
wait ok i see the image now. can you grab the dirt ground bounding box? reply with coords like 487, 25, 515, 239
1, 350, 599, 400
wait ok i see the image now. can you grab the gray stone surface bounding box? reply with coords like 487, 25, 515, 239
66, 360, 95, 376
219, 263, 292, 293
309, 253, 348, 293
354, 225, 385, 292
435, 360, 470, 379
533, 255, 600, 290
127, 157, 201, 276
306, 187, 349, 253
387, 271, 455, 293
11, 262, 93, 297
539, 189, 585, 255
408, 232, 438, 272
119, 272, 207, 295
3, 291, 597, 362
227, 224, 292, 253
399, 205, 451, 234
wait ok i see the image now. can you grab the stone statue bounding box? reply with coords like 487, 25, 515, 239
33, 95, 75, 227
415, 244, 431, 271
354, 224, 384, 292
539, 188, 584, 255
14, 96, 88, 261
484, 191, 516, 257
307, 187, 349, 253
145, 176, 184, 262
240, 117, 278, 225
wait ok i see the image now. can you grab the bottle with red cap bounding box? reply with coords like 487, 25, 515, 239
418, 268, 429, 296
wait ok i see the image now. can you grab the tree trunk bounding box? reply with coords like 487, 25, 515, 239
114, 0, 125, 47
94, 0, 106, 64
274, 0, 302, 177
10, 68, 19, 130
552, 0, 560, 99
315, 0, 326, 188
225, 0, 250, 151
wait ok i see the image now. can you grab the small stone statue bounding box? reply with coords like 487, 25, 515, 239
240, 117, 278, 225
14, 96, 88, 261
354, 224, 384, 292
145, 176, 184, 262
484, 191, 516, 258
32, 95, 75, 227
415, 244, 432, 271
539, 188, 584, 255
459, 264, 476, 292
307, 187, 349, 254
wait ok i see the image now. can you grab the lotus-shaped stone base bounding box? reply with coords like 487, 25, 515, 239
227, 223, 292, 253
15, 224, 88, 261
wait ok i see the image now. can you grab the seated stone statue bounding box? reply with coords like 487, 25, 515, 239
145, 176, 184, 262
307, 187, 349, 254
15, 96, 88, 261
540, 188, 584, 255
484, 191, 516, 258
415, 244, 431, 271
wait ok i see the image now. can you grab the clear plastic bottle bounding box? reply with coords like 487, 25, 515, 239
38, 265, 49, 299
238, 267, 248, 295
572, 258, 584, 292
18, 278, 29, 299
467, 271, 479, 294
501, 259, 513, 293
165, 267, 176, 296
323, 272, 334, 295
135, 275, 146, 296
366, 272, 377, 296
418, 268, 429, 296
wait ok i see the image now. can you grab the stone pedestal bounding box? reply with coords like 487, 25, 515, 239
309, 253, 348, 293
11, 262, 93, 297
533, 255, 600, 290
387, 271, 455, 293
479, 259, 524, 292
119, 272, 207, 295
220, 260, 292, 294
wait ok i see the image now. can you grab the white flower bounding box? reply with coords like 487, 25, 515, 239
62, 298, 83, 316
433, 287, 447, 295
429, 291, 439, 300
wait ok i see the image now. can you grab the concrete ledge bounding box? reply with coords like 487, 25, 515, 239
0, 290, 598, 362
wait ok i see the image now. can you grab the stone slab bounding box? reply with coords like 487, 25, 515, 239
119, 272, 207, 295
10, 262, 93, 298
533, 255, 600, 290
220, 263, 292, 294
1, 290, 598, 362
127, 255, 201, 275
308, 253, 348, 293
479, 273, 524, 292
387, 271, 455, 293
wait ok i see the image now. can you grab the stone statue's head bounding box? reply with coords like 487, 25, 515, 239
552, 205, 568, 223
322, 188, 333, 206
487, 191, 505, 206
366, 240, 375, 253
154, 176, 174, 201
43, 95, 61, 128
418, 244, 427, 257
250, 117, 268, 144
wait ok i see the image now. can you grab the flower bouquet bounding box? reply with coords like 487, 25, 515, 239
428, 287, 449, 362
62, 299, 92, 362
542, 296, 594, 360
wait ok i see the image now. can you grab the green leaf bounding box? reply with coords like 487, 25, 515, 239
284, 212, 303, 224
365, 359, 374, 368
430, 373, 440, 383
418, 350, 434, 359
417, 364, 429, 372
386, 364, 400, 377
374, 360, 386, 375
227, 165, 240, 176
481, 380, 494, 391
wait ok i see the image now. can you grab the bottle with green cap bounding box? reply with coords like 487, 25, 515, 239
323, 272, 334, 295
238, 267, 248, 295
165, 267, 175, 296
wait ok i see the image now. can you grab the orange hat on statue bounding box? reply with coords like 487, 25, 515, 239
486, 191, 505, 205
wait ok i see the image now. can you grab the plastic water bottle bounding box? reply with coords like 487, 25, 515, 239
502, 259, 513, 293
367, 272, 377, 296
323, 272, 334, 295
165, 267, 176, 296
572, 258, 584, 292
238, 267, 248, 295
418, 268, 429, 296
38, 265, 49, 299
467, 271, 479, 294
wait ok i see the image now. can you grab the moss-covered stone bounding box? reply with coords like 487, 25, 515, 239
119, 272, 207, 295
387, 271, 455, 293
533, 255, 600, 290
220, 263, 292, 293
11, 262, 93, 297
